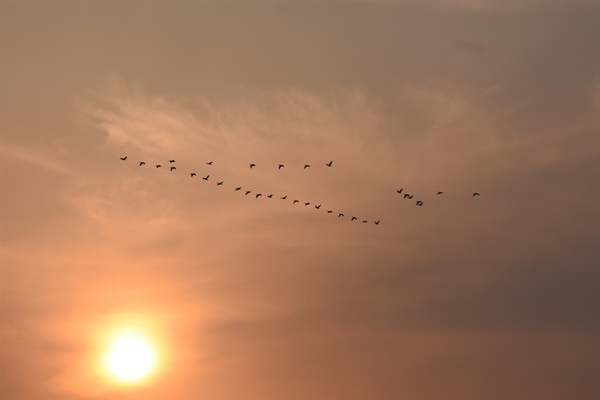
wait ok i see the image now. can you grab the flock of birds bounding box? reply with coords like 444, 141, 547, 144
120, 155, 481, 225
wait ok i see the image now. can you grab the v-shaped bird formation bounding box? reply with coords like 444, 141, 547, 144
120, 156, 481, 225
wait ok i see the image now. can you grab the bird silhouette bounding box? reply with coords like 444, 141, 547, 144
217, 181, 223, 186
169, 160, 175, 163
245, 191, 252, 195
304, 202, 310, 206
304, 164, 311, 169
235, 187, 242, 191
206, 161, 213, 165
326, 161, 333, 167
473, 192, 481, 197
139, 161, 145, 166
155, 164, 162, 168
396, 188, 403, 194
170, 166, 176, 171
404, 194, 410, 199
281, 195, 287, 200
120, 156, 127, 161
255, 193, 262, 198
315, 204, 321, 209
416, 201, 423, 206
293, 200, 299, 204
249, 163, 256, 169
362, 220, 368, 223
202, 175, 209, 180
437, 191, 443, 195
190, 173, 196, 177
338, 213, 344, 218
327, 210, 333, 213
374, 220, 380, 225
408, 195, 414, 199
351, 217, 357, 221
278, 164, 285, 170
267, 194, 273, 198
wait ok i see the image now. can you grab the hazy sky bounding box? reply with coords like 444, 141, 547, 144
1, 1, 598, 399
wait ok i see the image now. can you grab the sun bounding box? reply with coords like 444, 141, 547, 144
104, 330, 157, 383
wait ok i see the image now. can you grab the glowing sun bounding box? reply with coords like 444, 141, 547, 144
104, 331, 157, 383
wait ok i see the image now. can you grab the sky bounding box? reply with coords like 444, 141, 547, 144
1, 1, 599, 399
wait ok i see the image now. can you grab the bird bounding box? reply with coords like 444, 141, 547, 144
202, 175, 209, 180
351, 217, 357, 221
267, 194, 273, 198
437, 191, 443, 195
120, 156, 127, 161
338, 213, 344, 218
327, 210, 333, 213
374, 220, 380, 225
416, 201, 423, 206
139, 161, 145, 166
473, 192, 481, 197
362, 220, 368, 223
155, 164, 162, 168
235, 187, 242, 191
408, 195, 414, 199
396, 188, 403, 194
326, 161, 333, 167
249, 163, 256, 169
170, 166, 176, 171
245, 191, 252, 195
169, 160, 175, 163
217, 181, 223, 186
304, 164, 311, 169
190, 173, 196, 177
206, 161, 213, 165
280, 195, 287, 200
255, 193, 262, 198
278, 164, 285, 170
315, 204, 321, 209
293, 200, 299, 204
404, 194, 410, 199
304, 202, 310, 206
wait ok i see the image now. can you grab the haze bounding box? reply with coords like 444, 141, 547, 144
1, 1, 598, 399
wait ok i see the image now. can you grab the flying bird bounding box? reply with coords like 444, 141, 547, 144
416, 201, 424, 206
304, 202, 310, 206
396, 188, 403, 194
155, 164, 162, 168
326, 161, 333, 167
255, 193, 262, 198
278, 164, 285, 170
351, 217, 357, 221
267, 194, 273, 198
281, 195, 287, 200
245, 191, 252, 195
473, 192, 481, 197
304, 164, 311, 169
206, 161, 213, 165
217, 181, 223, 186
202, 175, 209, 180
374, 220, 380, 225
338, 213, 344, 218
315, 204, 321, 209
139, 161, 145, 166
437, 191, 443, 195
404, 194, 411, 199
327, 210, 333, 213
249, 163, 256, 169
190, 173, 196, 177
235, 187, 242, 191
408, 195, 414, 199
293, 200, 299, 204
170, 167, 176, 171
120, 156, 127, 161
362, 220, 368, 223
169, 160, 175, 163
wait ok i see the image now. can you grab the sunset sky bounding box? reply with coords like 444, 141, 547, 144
1, 1, 599, 398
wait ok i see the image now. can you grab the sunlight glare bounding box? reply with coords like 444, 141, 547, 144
105, 331, 157, 383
